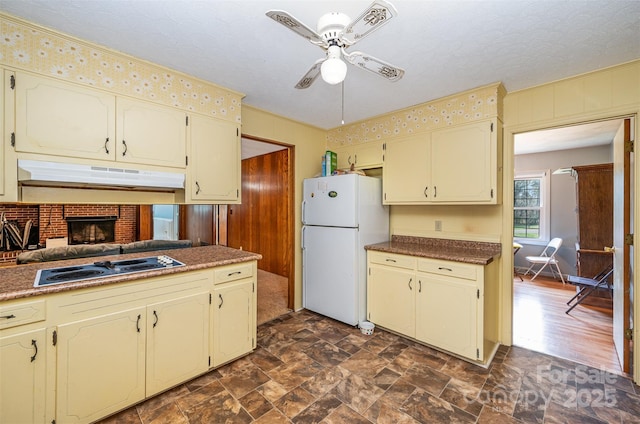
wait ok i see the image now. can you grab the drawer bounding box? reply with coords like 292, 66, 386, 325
368, 251, 415, 270
417, 258, 477, 281
0, 299, 46, 330
214, 263, 253, 284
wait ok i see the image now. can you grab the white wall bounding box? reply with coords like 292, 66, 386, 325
513, 144, 612, 276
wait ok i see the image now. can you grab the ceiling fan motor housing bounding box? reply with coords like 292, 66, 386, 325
317, 12, 351, 45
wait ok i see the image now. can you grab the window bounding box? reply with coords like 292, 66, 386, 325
514, 170, 550, 242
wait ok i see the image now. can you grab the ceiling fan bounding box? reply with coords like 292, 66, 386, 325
266, 0, 405, 89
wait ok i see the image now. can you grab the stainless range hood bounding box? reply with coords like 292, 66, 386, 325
18, 159, 185, 190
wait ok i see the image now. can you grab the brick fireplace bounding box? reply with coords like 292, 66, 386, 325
0, 204, 138, 266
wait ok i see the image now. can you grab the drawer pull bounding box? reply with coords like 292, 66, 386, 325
408, 278, 413, 290
438, 267, 453, 272
385, 259, 396, 262
0, 314, 16, 320
30, 339, 38, 362
227, 271, 242, 276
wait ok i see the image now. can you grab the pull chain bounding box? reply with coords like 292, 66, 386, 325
341, 81, 345, 125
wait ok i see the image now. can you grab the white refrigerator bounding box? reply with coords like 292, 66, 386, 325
302, 174, 389, 326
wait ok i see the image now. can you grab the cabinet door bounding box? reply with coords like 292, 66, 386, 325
416, 274, 480, 360
334, 146, 354, 169
56, 308, 146, 424
354, 140, 384, 169
383, 134, 430, 204
14, 71, 116, 160
430, 120, 496, 203
367, 265, 415, 337
0, 328, 46, 424
188, 115, 240, 202
146, 292, 210, 396
116, 97, 186, 168
212, 279, 255, 367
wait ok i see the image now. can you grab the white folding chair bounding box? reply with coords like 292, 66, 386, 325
523, 237, 565, 284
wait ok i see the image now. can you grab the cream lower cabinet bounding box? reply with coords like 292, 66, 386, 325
186, 114, 240, 203
212, 262, 257, 367
383, 119, 500, 205
334, 140, 384, 170
146, 292, 210, 396
367, 251, 498, 364
55, 307, 146, 424
0, 328, 47, 424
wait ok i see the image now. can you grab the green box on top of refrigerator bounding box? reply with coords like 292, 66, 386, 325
325, 150, 337, 175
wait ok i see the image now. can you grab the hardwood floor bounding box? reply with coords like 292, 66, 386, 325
513, 274, 622, 375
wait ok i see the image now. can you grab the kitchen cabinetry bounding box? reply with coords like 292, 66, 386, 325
115, 97, 187, 168
334, 140, 384, 170
383, 119, 500, 204
146, 292, 210, 396
367, 251, 498, 364
0, 298, 47, 424
186, 114, 240, 203
14, 71, 116, 161
211, 262, 256, 367
12, 71, 186, 169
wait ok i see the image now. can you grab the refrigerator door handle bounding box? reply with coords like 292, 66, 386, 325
301, 200, 306, 224
301, 226, 306, 250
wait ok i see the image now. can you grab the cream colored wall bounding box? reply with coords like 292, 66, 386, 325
241, 105, 326, 311
502, 60, 640, 381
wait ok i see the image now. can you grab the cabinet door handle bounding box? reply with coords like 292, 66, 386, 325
30, 339, 38, 362
434, 186, 437, 198
0, 314, 16, 320
219, 294, 224, 309
136, 314, 141, 332
104, 137, 110, 154
153, 310, 159, 328
424, 187, 428, 198
195, 181, 201, 195
348, 155, 353, 165
419, 280, 422, 293
438, 267, 453, 272
122, 139, 128, 156
408, 278, 413, 290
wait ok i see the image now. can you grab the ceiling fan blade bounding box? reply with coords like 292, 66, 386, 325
344, 51, 404, 82
342, 0, 398, 45
295, 59, 324, 89
266, 10, 324, 45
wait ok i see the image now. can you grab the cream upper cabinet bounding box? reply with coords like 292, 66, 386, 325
116, 97, 187, 168
382, 134, 430, 203
0, 328, 47, 424
186, 114, 240, 203
14, 71, 116, 161
430, 119, 498, 203
212, 262, 256, 367
55, 307, 146, 424
146, 292, 210, 396
334, 140, 384, 170
383, 119, 500, 205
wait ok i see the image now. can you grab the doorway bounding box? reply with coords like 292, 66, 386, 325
512, 118, 634, 375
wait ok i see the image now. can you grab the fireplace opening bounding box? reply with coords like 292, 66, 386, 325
67, 216, 117, 245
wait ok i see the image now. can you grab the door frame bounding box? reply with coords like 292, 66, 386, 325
502, 111, 638, 382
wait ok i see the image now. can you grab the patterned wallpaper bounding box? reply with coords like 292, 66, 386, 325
0, 13, 242, 123
327, 83, 505, 147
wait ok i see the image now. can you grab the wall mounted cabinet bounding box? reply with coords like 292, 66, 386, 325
186, 114, 240, 203
383, 119, 500, 205
334, 140, 384, 170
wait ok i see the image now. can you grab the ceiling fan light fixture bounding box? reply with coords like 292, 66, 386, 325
321, 45, 347, 85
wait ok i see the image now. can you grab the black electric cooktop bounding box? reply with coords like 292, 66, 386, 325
34, 255, 185, 287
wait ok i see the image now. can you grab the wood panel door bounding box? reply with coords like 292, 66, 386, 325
227, 148, 292, 278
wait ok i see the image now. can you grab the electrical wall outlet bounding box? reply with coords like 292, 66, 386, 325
435, 220, 442, 231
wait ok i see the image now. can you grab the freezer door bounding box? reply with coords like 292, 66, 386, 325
302, 225, 360, 326
302, 175, 358, 227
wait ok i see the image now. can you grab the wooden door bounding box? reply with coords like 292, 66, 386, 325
227, 148, 291, 277
613, 118, 632, 373
180, 205, 214, 246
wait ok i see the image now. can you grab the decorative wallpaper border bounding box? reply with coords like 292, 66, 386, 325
0, 13, 243, 123
327, 83, 505, 147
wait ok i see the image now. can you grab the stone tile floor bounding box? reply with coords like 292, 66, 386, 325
99, 310, 640, 423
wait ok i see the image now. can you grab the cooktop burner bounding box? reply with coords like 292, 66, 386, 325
34, 255, 185, 287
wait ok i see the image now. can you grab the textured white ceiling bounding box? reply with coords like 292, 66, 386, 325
1, 0, 639, 131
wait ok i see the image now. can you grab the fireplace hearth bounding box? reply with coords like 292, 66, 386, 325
67, 216, 117, 245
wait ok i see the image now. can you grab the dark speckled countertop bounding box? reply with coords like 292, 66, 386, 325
0, 245, 261, 302
366, 235, 501, 265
